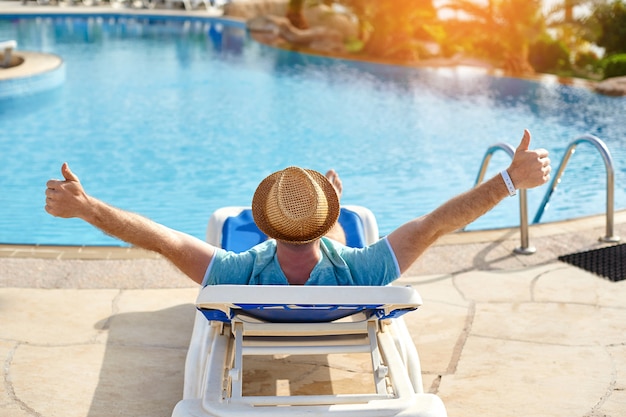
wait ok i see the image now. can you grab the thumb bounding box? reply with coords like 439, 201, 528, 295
61, 162, 80, 182
516, 129, 531, 152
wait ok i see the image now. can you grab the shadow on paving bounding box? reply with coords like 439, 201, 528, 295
89, 304, 195, 417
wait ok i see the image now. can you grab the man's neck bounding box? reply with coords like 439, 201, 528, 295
276, 240, 322, 285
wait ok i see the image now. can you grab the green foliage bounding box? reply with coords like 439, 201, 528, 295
574, 50, 601, 72
589, 0, 626, 55
603, 53, 626, 78
528, 36, 571, 73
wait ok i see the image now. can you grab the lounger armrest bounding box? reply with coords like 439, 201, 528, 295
196, 285, 422, 323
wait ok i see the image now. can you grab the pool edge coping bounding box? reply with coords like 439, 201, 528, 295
2, 210, 624, 260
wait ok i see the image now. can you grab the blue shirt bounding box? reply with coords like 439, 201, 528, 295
202, 237, 401, 286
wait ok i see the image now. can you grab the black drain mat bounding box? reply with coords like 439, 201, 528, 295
558, 244, 626, 282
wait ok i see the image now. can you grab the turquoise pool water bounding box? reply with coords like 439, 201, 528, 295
1, 14, 625, 245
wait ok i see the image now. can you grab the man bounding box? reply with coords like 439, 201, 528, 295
45, 129, 551, 287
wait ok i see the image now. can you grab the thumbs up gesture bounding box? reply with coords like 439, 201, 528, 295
45, 163, 90, 219
506, 129, 551, 191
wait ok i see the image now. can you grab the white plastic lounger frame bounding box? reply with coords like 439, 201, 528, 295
172, 285, 447, 417
172, 205, 447, 417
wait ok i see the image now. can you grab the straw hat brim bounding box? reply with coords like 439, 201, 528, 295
252, 168, 340, 244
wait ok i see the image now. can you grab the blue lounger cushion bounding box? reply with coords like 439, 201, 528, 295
221, 207, 369, 252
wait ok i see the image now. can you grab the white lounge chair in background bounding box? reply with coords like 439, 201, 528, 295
165, 0, 226, 12
171, 206, 447, 417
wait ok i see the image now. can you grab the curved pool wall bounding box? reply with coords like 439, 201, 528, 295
0, 11, 625, 246
0, 54, 65, 99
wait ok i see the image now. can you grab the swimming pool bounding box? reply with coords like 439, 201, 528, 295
1, 13, 625, 246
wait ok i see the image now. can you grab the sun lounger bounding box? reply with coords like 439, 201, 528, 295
172, 206, 447, 417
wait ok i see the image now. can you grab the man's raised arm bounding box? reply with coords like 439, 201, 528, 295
45, 163, 214, 285
387, 129, 551, 273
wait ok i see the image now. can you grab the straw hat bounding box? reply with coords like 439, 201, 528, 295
252, 167, 340, 244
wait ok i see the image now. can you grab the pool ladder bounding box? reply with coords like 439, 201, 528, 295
472, 134, 620, 255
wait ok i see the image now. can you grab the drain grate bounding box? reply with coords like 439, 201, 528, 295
558, 244, 626, 282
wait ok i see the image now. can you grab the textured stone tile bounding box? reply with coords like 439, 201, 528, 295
422, 373, 443, 394
0, 401, 33, 417
0, 258, 194, 289
242, 353, 375, 396
438, 336, 613, 417
0, 340, 32, 417
452, 267, 545, 303
0, 404, 33, 417
107, 289, 198, 349
471, 302, 626, 346
404, 301, 470, 375
534, 263, 626, 308
11, 343, 186, 417
397, 274, 468, 306
597, 344, 626, 417
116, 288, 199, 312
395, 277, 471, 377
10, 344, 104, 417
0, 288, 118, 345
86, 345, 186, 417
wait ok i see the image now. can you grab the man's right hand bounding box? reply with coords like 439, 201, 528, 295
45, 163, 90, 219
506, 129, 551, 191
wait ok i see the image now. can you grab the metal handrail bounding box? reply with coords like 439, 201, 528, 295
472, 143, 535, 255
533, 134, 620, 242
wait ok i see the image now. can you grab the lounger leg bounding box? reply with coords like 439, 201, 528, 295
229, 321, 244, 399
392, 318, 424, 394
367, 320, 389, 395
